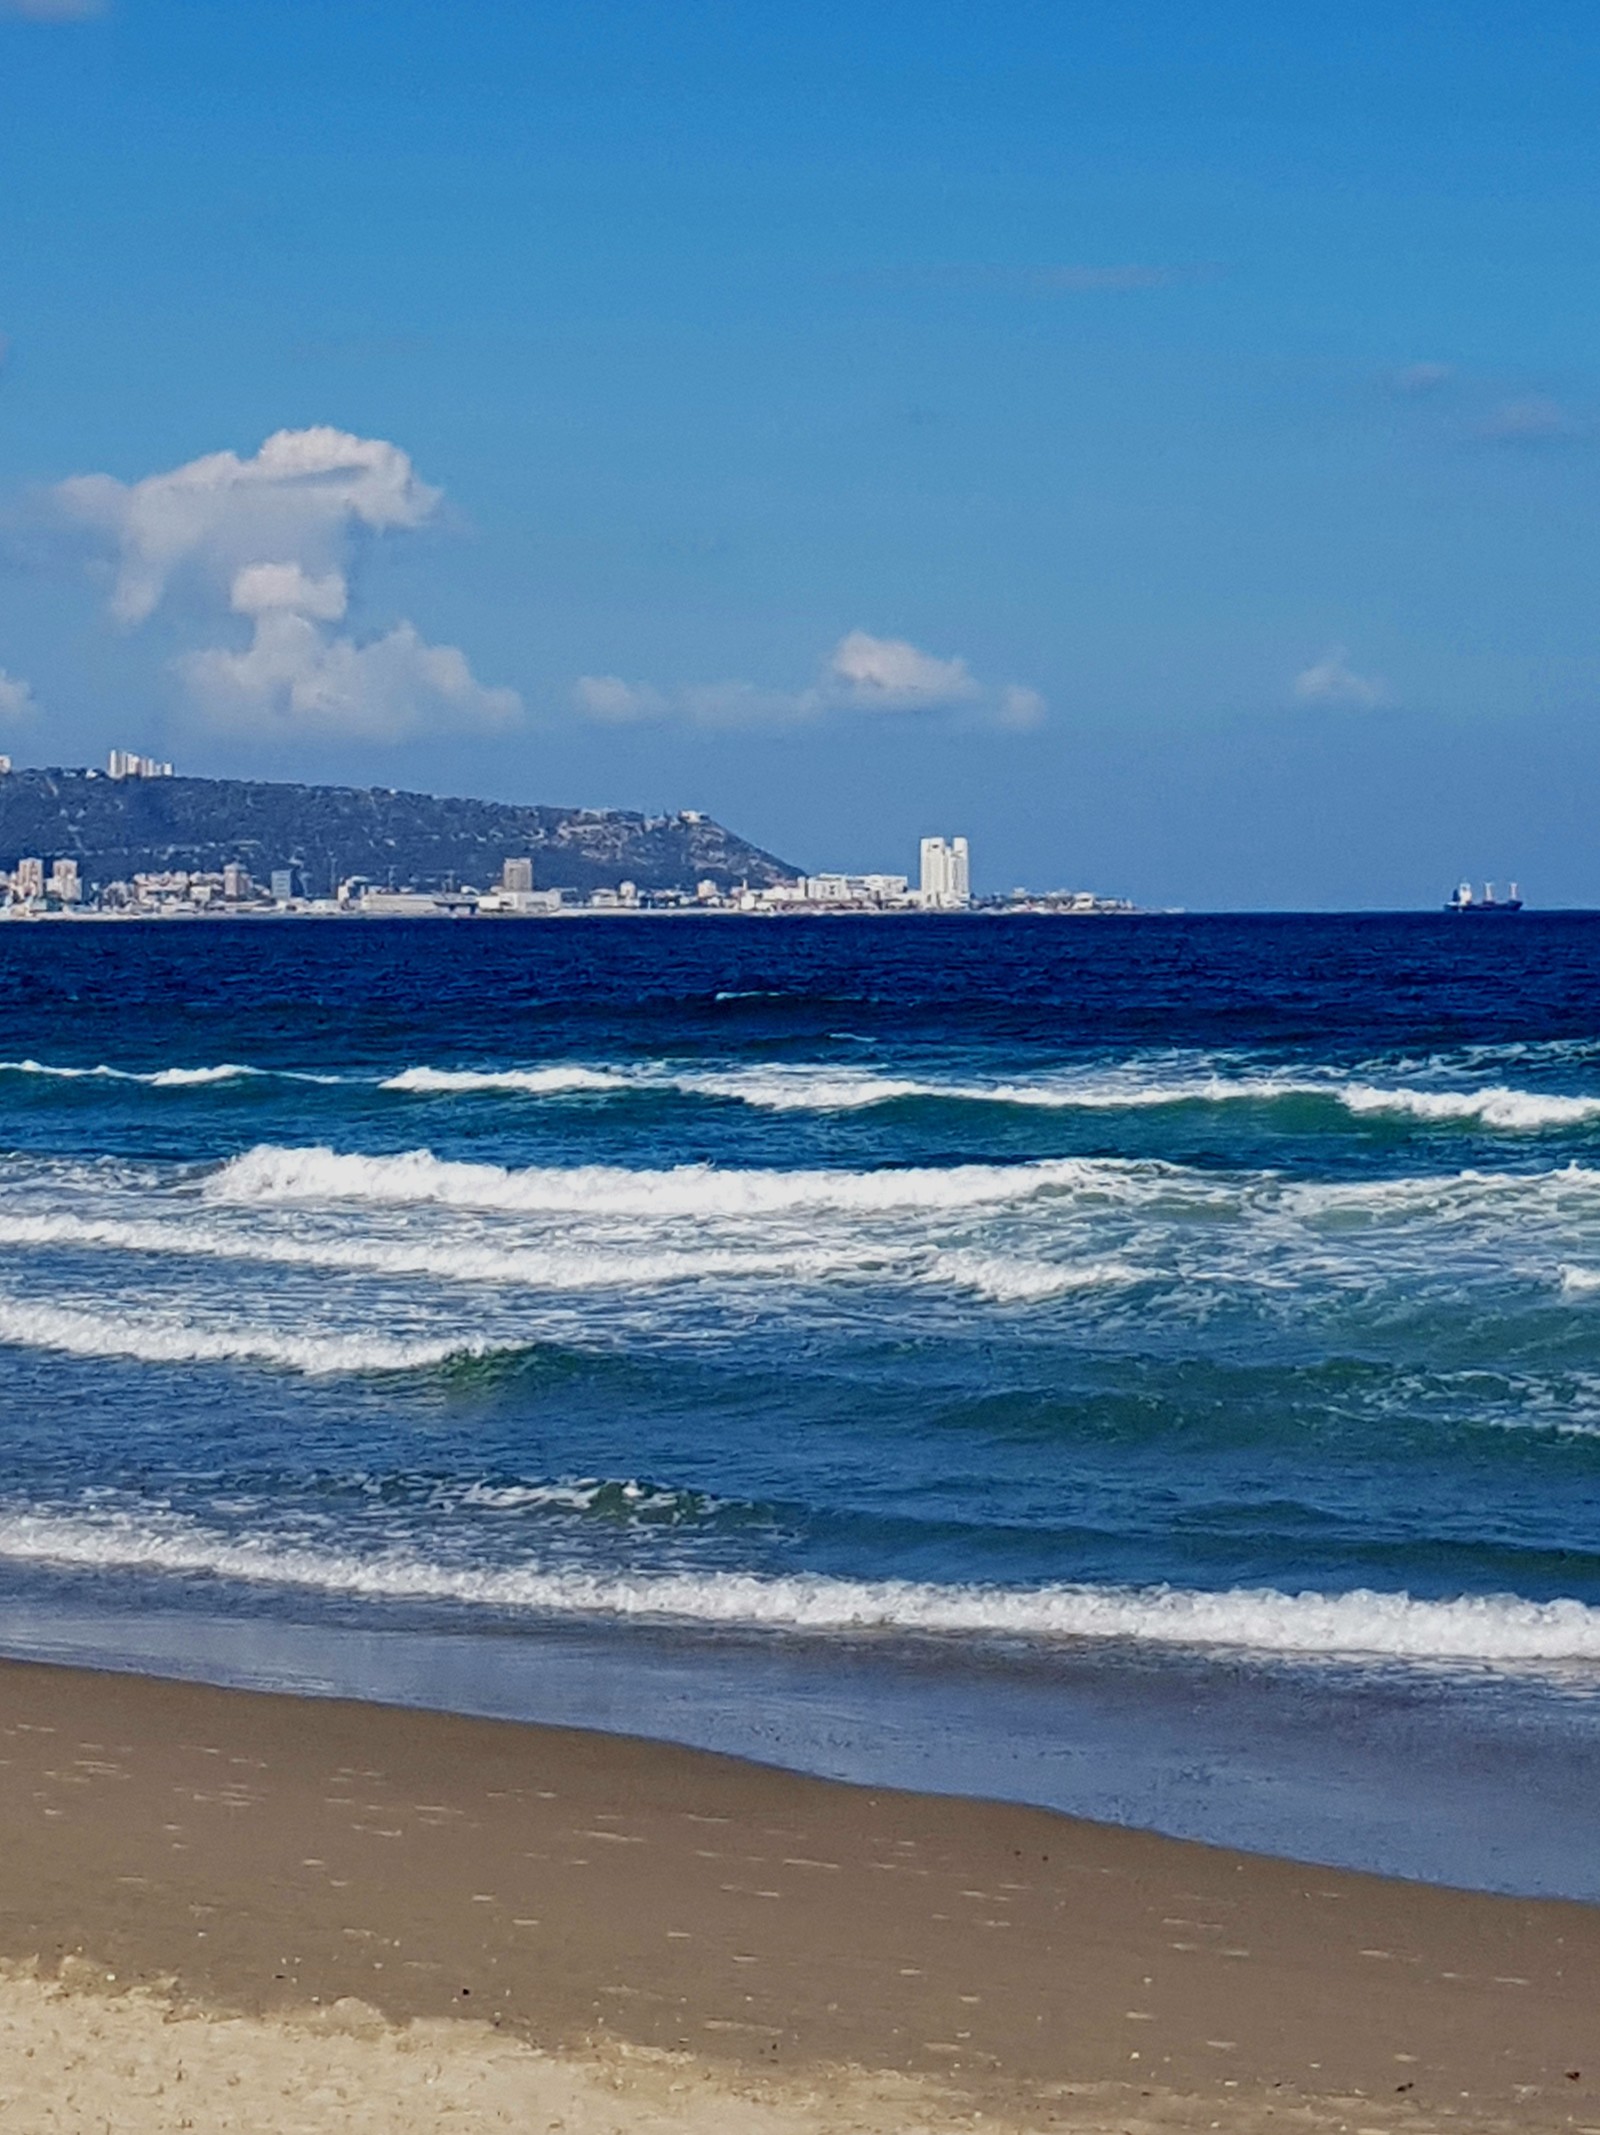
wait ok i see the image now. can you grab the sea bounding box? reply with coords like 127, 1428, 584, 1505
1, 913, 1598, 1898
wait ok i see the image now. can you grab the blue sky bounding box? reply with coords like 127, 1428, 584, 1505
2, 0, 1598, 906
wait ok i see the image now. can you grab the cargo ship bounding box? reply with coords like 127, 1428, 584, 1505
1445, 881, 1523, 913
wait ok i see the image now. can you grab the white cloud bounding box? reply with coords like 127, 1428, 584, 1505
57, 426, 437, 626
56, 427, 520, 741
1, 0, 106, 17
576, 630, 1040, 732
1292, 646, 1391, 710
230, 561, 349, 621
0, 668, 37, 719
997, 684, 1047, 731
180, 613, 518, 741
827, 629, 979, 707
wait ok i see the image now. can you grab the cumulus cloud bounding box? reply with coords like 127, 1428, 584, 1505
180, 613, 518, 740
827, 629, 979, 706
229, 560, 351, 622
55, 427, 520, 741
575, 630, 1041, 732
0, 668, 37, 719
57, 426, 437, 626
1292, 646, 1391, 710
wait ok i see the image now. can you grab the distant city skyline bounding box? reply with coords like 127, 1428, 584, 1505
3, 2, 1599, 906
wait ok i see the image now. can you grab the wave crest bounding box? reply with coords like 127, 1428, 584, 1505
0, 1508, 1595, 1664
381, 1066, 632, 1096
1, 1211, 882, 1290
0, 1299, 486, 1376
0, 1060, 336, 1089
206, 1143, 1115, 1218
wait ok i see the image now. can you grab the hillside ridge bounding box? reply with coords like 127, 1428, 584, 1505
0, 769, 798, 896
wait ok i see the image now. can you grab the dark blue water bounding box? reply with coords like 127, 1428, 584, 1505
2, 913, 1599, 1891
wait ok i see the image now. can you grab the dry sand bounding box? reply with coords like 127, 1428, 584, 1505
0, 1657, 1594, 2132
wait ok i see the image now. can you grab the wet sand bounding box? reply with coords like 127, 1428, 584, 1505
0, 1656, 1595, 2131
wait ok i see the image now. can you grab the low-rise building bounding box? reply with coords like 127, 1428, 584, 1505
357, 889, 454, 917
479, 887, 563, 914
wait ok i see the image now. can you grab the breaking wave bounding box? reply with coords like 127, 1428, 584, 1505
0, 1059, 338, 1089
375, 1059, 1600, 1130
0, 1506, 1596, 1665
699, 1068, 1600, 1128
0, 1299, 489, 1376
927, 1252, 1146, 1303
0, 1212, 885, 1291
206, 1143, 1130, 1218
12, 1051, 1600, 1134
381, 1065, 633, 1096
1338, 1084, 1600, 1130
1288, 1164, 1600, 1218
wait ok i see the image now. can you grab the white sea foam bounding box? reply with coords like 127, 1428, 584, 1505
2, 1214, 1164, 1311
0, 1059, 158, 1084
0, 1299, 485, 1376
1338, 1084, 1600, 1130
633, 1062, 1600, 1125
144, 1064, 265, 1088
206, 1143, 1120, 1218
673, 1067, 934, 1110
638, 1064, 1305, 1113
927, 1252, 1146, 1303
439, 1059, 1600, 1129
1561, 1267, 1600, 1294
1287, 1165, 1600, 1218
0, 1059, 335, 1089
0, 1507, 1594, 1665
17, 1047, 1600, 1132
0, 1212, 881, 1291
381, 1066, 633, 1096
456, 1477, 712, 1517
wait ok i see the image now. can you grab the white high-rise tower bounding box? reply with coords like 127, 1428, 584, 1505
919, 835, 971, 909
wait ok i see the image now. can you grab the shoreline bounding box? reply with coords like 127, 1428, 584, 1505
0, 1656, 1594, 2130
0, 903, 1139, 922
2, 1598, 1598, 1905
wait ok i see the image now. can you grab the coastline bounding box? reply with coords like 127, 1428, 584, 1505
0, 1657, 1594, 2132
0, 903, 1137, 922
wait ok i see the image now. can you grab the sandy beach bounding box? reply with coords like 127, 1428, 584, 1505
0, 1657, 1590, 2131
